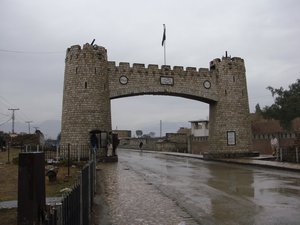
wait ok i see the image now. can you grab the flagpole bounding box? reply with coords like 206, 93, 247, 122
164, 40, 166, 65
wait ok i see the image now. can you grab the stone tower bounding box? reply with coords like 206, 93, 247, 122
208, 56, 253, 153
61, 44, 111, 146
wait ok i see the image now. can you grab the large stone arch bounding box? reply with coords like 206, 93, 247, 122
108, 63, 218, 103
61, 43, 253, 157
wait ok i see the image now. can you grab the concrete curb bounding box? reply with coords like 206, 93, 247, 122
210, 158, 300, 172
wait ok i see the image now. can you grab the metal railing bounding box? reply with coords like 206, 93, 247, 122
277, 147, 299, 163
21, 144, 99, 162
45, 149, 97, 225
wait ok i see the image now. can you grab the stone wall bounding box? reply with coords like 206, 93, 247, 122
112, 130, 131, 139
190, 136, 209, 154
252, 133, 296, 154
166, 133, 187, 143
119, 138, 159, 150
156, 141, 187, 153
108, 63, 218, 102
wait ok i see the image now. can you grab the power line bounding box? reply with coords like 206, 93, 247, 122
0, 112, 9, 117
0, 96, 15, 108
0, 118, 11, 126
0, 48, 64, 54
0, 96, 32, 123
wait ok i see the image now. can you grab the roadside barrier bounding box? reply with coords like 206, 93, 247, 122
277, 147, 299, 163
45, 150, 96, 225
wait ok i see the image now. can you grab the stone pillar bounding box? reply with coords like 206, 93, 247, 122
208, 57, 253, 155
61, 44, 111, 146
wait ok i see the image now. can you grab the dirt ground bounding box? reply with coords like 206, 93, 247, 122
0, 208, 17, 225
0, 148, 80, 201
0, 148, 20, 201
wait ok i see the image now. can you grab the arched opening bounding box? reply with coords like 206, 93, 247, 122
111, 95, 209, 154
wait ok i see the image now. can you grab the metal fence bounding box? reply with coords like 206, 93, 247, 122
45, 151, 96, 225
277, 147, 300, 163
21, 144, 94, 161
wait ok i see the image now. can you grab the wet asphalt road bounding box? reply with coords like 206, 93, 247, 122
118, 149, 300, 225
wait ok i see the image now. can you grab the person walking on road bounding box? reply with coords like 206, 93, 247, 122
112, 133, 120, 156
270, 135, 279, 156
139, 141, 143, 151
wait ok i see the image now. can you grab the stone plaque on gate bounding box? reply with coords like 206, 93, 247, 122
160, 76, 174, 85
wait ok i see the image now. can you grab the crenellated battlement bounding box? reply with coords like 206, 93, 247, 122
65, 44, 243, 77
65, 43, 107, 62
107, 61, 210, 77
209, 56, 244, 70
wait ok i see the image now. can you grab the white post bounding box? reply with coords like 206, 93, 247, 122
56, 145, 59, 161
93, 149, 96, 194
77, 145, 80, 162
79, 172, 83, 225
88, 164, 91, 224
187, 135, 191, 154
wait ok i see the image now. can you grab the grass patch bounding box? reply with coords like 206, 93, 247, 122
0, 148, 87, 223
0, 148, 83, 201
0, 148, 20, 201
45, 165, 80, 197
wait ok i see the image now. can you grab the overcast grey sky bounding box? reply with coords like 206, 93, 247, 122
0, 0, 299, 138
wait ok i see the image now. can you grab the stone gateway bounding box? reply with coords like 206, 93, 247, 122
61, 43, 253, 156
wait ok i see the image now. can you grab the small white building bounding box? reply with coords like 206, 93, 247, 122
189, 120, 209, 137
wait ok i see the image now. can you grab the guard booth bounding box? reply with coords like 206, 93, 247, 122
89, 130, 109, 159
89, 130, 119, 162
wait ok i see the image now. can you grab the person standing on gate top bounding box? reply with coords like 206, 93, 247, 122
270, 135, 279, 156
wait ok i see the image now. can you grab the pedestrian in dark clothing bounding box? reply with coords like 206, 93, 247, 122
139, 141, 143, 150
112, 133, 120, 156
90, 133, 98, 150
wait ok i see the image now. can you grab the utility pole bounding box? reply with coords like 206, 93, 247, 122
160, 120, 162, 138
25, 121, 33, 134
8, 108, 19, 134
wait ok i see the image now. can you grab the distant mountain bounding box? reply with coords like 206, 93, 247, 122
1, 119, 190, 140
0, 120, 61, 140
38, 120, 61, 139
